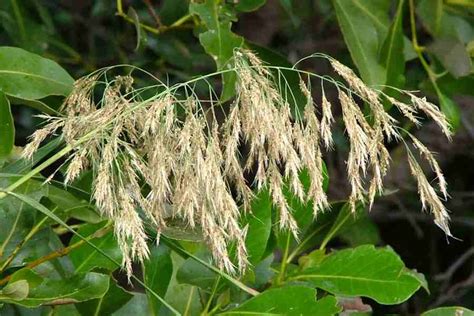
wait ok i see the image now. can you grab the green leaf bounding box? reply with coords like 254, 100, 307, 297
76, 279, 133, 316
332, 0, 388, 86
422, 307, 474, 316
437, 90, 461, 130
112, 293, 153, 316
221, 286, 341, 315
235, 0, 266, 12
1, 190, 179, 315
244, 189, 272, 265
190, 0, 244, 101
417, 0, 443, 36
319, 202, 369, 249
0, 47, 74, 101
418, 0, 474, 43
144, 245, 173, 315
3, 269, 109, 307
292, 245, 426, 304
176, 252, 217, 290
69, 222, 121, 273
0, 177, 48, 264
0, 91, 14, 161
0, 280, 28, 301
163, 252, 203, 315
379, 0, 405, 88
338, 215, 380, 246
428, 37, 472, 78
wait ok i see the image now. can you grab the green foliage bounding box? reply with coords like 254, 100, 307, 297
222, 286, 341, 315
4, 269, 109, 307
0, 91, 14, 162
190, 0, 243, 100
292, 245, 426, 304
0, 47, 73, 101
332, 0, 390, 86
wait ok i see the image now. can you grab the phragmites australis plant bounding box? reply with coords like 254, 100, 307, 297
22, 49, 452, 276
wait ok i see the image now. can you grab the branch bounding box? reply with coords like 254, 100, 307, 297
116, 0, 194, 35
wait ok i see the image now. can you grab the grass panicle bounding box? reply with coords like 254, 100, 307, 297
22, 49, 453, 275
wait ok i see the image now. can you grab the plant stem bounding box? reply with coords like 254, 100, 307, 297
286, 222, 331, 264
319, 211, 351, 251
116, 0, 194, 35
277, 233, 292, 285
183, 286, 195, 316
408, 0, 442, 91
202, 276, 221, 315
161, 237, 259, 296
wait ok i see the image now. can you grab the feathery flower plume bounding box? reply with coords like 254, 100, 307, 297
21, 49, 454, 276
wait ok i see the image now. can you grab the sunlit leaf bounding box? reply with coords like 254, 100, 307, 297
292, 245, 426, 304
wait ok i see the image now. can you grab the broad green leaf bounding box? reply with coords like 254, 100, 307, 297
0, 280, 28, 301
7, 95, 63, 115
190, 0, 244, 101
437, 75, 474, 97
437, 90, 461, 130
3, 269, 109, 307
163, 253, 203, 315
379, 0, 405, 88
418, 1, 474, 43
319, 202, 369, 249
244, 189, 272, 265
0, 177, 48, 264
2, 190, 178, 314
158, 0, 188, 25
221, 286, 341, 315
0, 47, 74, 101
235, 0, 266, 12
332, 0, 388, 86
176, 252, 217, 290
76, 279, 133, 316
278, 0, 300, 26
112, 293, 153, 316
417, 0, 443, 36
144, 245, 173, 315
0, 91, 14, 161
338, 215, 380, 246
428, 37, 472, 78
422, 307, 474, 316
283, 201, 364, 259
292, 245, 426, 304
69, 222, 121, 273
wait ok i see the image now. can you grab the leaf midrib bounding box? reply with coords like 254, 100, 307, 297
0, 70, 72, 89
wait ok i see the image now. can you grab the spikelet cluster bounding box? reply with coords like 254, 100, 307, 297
22, 49, 453, 275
